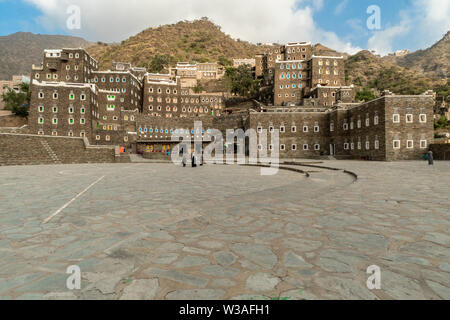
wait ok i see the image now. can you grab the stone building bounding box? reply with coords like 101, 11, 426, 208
233, 58, 256, 68
0, 75, 29, 110
26, 47, 436, 161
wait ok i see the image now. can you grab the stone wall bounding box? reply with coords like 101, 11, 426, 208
430, 143, 450, 160
0, 133, 116, 166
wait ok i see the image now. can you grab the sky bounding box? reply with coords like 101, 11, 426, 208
0, 0, 449, 56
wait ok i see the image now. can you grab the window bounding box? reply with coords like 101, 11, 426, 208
344, 143, 349, 150
407, 140, 414, 149
39, 106, 44, 112
406, 114, 413, 123
68, 118, 74, 125
303, 144, 309, 150
420, 140, 427, 149
280, 144, 286, 151
52, 131, 58, 136
292, 126, 297, 133
96, 135, 101, 141
343, 123, 349, 130
366, 118, 370, 127
393, 140, 401, 149
80, 118, 85, 125
257, 126, 262, 133
80, 108, 85, 114
38, 92, 44, 99
52, 118, 58, 124
375, 140, 380, 150
303, 126, 308, 133
69, 94, 75, 100
107, 105, 115, 111
351, 143, 354, 150
314, 126, 319, 133
292, 144, 297, 151
53, 92, 58, 99
330, 122, 334, 132
419, 114, 427, 123
52, 106, 58, 113
357, 120, 362, 128
314, 144, 320, 151
280, 126, 285, 133
269, 126, 274, 133
366, 141, 370, 150
38, 117, 44, 124
393, 114, 400, 123
374, 115, 379, 125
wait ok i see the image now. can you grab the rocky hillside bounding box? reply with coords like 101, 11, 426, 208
0, 32, 91, 80
87, 19, 263, 70
392, 31, 450, 78
345, 50, 443, 95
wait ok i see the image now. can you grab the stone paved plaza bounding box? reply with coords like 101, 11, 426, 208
0, 160, 449, 300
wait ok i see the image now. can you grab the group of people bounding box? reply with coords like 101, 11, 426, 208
182, 152, 203, 168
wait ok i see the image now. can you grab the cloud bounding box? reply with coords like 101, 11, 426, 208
23, 0, 362, 54
334, 0, 348, 15
367, 0, 450, 56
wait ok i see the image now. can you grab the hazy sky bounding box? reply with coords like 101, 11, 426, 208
0, 0, 449, 56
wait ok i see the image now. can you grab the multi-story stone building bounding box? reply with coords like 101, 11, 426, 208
26, 47, 435, 161
169, 62, 225, 88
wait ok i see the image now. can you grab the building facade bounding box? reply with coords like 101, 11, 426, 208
26, 47, 435, 161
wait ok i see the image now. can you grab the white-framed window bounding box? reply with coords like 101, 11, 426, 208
106, 135, 111, 141
68, 118, 74, 125
375, 140, 380, 150
280, 144, 286, 151
38, 130, 44, 135
393, 140, 401, 149
107, 105, 115, 111
280, 126, 285, 133
69, 93, 75, 100
420, 140, 427, 149
357, 142, 362, 150
366, 118, 370, 127
38, 117, 44, 124
365, 141, 370, 150
53, 92, 58, 99
343, 123, 348, 130
314, 144, 320, 151
351, 143, 354, 150
38, 92, 44, 99
357, 120, 362, 128
303, 126, 308, 133
52, 131, 58, 136
292, 126, 297, 133
257, 126, 262, 133
374, 115, 379, 125
314, 126, 319, 133
80, 118, 86, 125
393, 114, 400, 123
258, 144, 263, 151
419, 114, 427, 123
269, 126, 274, 133
96, 135, 100, 141
52, 118, 58, 124
269, 144, 274, 151
52, 106, 58, 113
344, 143, 349, 150
406, 114, 413, 123
303, 144, 309, 150
39, 106, 44, 113
407, 140, 414, 149
330, 122, 334, 132
68, 107, 74, 114
80, 107, 85, 114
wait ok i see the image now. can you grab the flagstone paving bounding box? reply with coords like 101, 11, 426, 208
0, 161, 449, 300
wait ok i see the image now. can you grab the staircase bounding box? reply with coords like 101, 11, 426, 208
40, 140, 62, 164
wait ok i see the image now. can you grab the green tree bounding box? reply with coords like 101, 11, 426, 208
1, 82, 30, 117
356, 88, 376, 102
193, 80, 204, 94
224, 65, 260, 99
148, 54, 170, 73
434, 115, 449, 129
218, 56, 232, 67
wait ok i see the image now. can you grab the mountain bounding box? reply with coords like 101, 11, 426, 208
387, 31, 450, 79
87, 19, 262, 70
345, 50, 445, 96
0, 32, 92, 80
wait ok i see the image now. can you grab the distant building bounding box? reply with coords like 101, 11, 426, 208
233, 58, 256, 68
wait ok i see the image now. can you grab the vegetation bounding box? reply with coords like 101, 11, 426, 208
224, 65, 260, 99
434, 115, 449, 129
1, 82, 31, 117
356, 88, 376, 102
193, 80, 204, 94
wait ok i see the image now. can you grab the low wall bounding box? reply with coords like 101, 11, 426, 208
430, 143, 450, 160
0, 133, 116, 166
142, 152, 171, 160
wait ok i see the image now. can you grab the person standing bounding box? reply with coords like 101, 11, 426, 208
428, 150, 434, 166
182, 155, 187, 167
192, 152, 197, 168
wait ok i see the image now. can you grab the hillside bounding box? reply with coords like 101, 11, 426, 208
0, 32, 92, 80
394, 31, 450, 78
86, 19, 263, 70
345, 50, 445, 95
